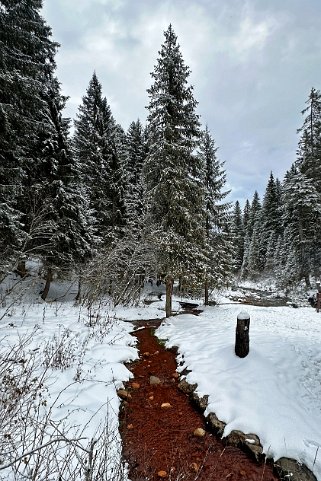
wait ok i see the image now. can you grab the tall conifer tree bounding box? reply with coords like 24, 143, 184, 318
243, 200, 251, 231
260, 172, 282, 267
144, 25, 205, 316
0, 0, 94, 290
241, 192, 261, 278
125, 119, 146, 232
296, 88, 321, 192
0, 0, 57, 272
73, 73, 127, 245
39, 75, 94, 298
230, 201, 244, 272
198, 126, 231, 303
282, 168, 321, 286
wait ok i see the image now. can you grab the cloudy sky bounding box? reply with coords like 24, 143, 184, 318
42, 0, 321, 206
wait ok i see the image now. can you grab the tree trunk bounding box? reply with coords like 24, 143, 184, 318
16, 260, 27, 278
304, 273, 311, 288
75, 275, 81, 302
317, 293, 321, 313
41, 267, 53, 301
165, 275, 174, 318
204, 279, 209, 306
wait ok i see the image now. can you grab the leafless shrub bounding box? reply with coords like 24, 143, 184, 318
0, 333, 127, 481
75, 409, 127, 481
42, 328, 81, 370
83, 233, 157, 307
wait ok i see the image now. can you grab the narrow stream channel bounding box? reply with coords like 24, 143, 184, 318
119, 321, 279, 481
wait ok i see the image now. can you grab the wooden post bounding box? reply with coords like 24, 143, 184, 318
235, 311, 250, 358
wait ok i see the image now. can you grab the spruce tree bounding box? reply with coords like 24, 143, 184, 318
240, 231, 251, 279
243, 199, 251, 231
0, 0, 58, 273
260, 172, 282, 268
241, 192, 262, 278
230, 201, 244, 272
125, 119, 146, 232
108, 123, 127, 241
247, 220, 263, 277
0, 1, 95, 289
279, 89, 321, 286
248, 191, 262, 236
144, 25, 206, 316
264, 231, 278, 272
40, 75, 94, 298
273, 234, 286, 281
282, 168, 321, 286
240, 200, 251, 278
199, 126, 231, 303
296, 88, 321, 192
73, 73, 127, 245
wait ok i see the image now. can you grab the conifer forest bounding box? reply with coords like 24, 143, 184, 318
1, 0, 321, 309
2, 3, 321, 481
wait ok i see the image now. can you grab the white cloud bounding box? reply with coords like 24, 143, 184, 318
232, 16, 276, 56
42, 0, 321, 202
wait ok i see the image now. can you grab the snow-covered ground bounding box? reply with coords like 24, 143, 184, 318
156, 302, 321, 480
0, 276, 140, 480
1, 273, 321, 480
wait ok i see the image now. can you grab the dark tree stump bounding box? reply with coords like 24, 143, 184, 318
235, 311, 250, 358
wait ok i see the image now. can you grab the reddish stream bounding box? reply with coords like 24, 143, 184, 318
120, 320, 279, 481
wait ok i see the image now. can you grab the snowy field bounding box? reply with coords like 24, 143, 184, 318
1, 274, 321, 480
157, 302, 321, 480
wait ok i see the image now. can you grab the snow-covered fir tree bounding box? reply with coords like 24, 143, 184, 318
125, 119, 146, 233
38, 75, 94, 298
0, 0, 58, 273
243, 199, 251, 232
143, 25, 206, 316
73, 73, 127, 246
259, 172, 283, 268
248, 191, 262, 236
273, 233, 286, 279
109, 123, 128, 240
296, 88, 321, 192
241, 191, 262, 278
198, 126, 231, 303
282, 167, 321, 286
239, 200, 251, 278
0, 0, 94, 288
230, 201, 244, 272
247, 219, 264, 277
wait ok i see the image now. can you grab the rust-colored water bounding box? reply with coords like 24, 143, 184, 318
120, 321, 279, 481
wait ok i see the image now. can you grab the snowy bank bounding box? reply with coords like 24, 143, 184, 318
156, 304, 321, 480
0, 294, 138, 480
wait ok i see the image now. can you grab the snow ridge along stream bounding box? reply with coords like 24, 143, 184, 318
156, 304, 321, 480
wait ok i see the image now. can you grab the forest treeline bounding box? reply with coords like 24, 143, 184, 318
0, 1, 320, 311
230, 87, 321, 289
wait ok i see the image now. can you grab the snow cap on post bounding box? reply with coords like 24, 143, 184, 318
237, 311, 250, 321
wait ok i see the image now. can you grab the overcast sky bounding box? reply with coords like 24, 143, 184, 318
42, 0, 321, 206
